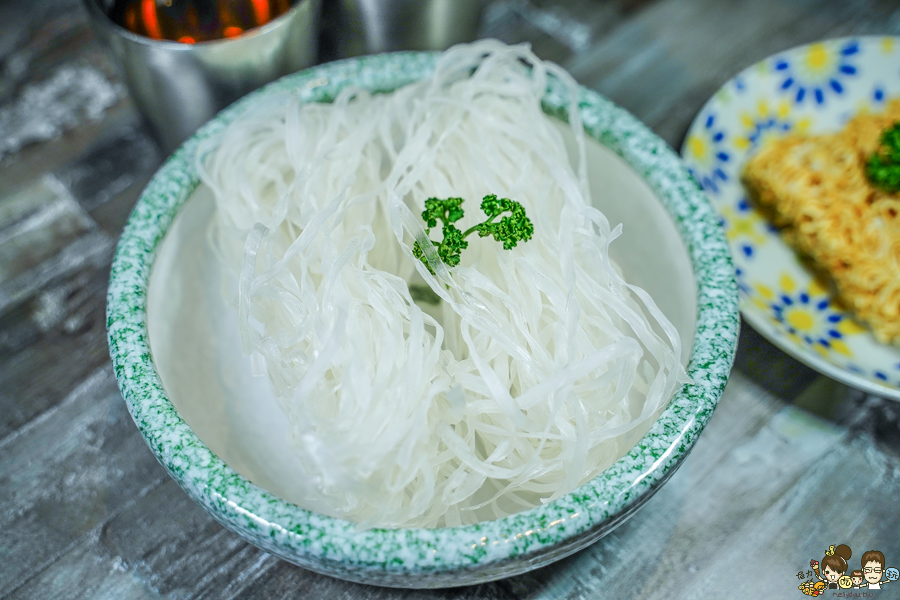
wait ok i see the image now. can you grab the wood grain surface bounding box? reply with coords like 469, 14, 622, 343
2, 1, 899, 598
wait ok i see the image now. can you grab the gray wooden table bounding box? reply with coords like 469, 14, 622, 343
2, 1, 900, 598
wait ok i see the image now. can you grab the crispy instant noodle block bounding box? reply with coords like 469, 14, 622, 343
742, 99, 900, 344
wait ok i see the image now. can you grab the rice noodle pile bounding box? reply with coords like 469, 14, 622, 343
198, 40, 688, 529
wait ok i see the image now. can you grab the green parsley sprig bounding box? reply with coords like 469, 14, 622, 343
412, 194, 534, 274
866, 122, 900, 193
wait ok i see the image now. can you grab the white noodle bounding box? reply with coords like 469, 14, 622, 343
197, 40, 688, 529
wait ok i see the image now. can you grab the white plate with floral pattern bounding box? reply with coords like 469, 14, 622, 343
682, 36, 900, 400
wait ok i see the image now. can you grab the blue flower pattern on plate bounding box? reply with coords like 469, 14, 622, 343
684, 113, 730, 194
774, 40, 859, 105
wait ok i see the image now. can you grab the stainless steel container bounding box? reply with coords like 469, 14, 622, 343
325, 0, 485, 58
83, 0, 321, 152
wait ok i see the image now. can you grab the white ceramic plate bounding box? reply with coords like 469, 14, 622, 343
682, 36, 900, 400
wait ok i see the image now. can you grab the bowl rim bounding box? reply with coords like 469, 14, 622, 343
107, 49, 738, 582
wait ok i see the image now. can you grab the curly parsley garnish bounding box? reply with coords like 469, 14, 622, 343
866, 122, 900, 193
412, 194, 534, 274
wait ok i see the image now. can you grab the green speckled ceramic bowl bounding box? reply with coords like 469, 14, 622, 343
107, 51, 739, 588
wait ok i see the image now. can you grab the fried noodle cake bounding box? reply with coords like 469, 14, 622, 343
742, 99, 900, 344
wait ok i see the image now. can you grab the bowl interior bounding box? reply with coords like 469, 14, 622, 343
145, 118, 697, 512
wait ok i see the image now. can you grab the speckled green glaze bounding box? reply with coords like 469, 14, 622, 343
107, 51, 739, 588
